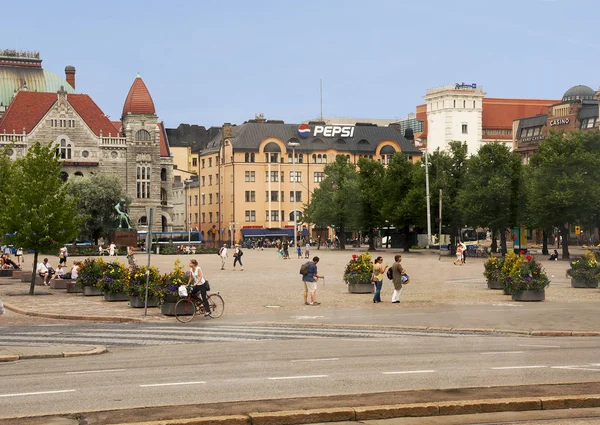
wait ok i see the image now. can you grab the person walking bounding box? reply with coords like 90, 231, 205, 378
390, 254, 406, 303
15, 247, 23, 268
304, 242, 311, 259
109, 242, 116, 256
188, 259, 210, 317
58, 246, 68, 266
218, 243, 228, 270
302, 256, 324, 306
127, 246, 136, 268
232, 244, 244, 271
372, 256, 388, 303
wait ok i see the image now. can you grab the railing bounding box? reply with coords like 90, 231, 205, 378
0, 134, 25, 143
101, 136, 126, 145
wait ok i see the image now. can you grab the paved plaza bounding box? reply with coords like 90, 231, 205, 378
2, 247, 600, 332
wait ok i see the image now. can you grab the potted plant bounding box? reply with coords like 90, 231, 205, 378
483, 256, 504, 290
503, 252, 550, 301
566, 251, 600, 288
158, 260, 190, 315
101, 261, 129, 301
343, 253, 374, 294
77, 258, 107, 296
125, 265, 162, 308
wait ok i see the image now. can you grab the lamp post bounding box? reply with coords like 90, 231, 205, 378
425, 147, 432, 249
288, 140, 300, 247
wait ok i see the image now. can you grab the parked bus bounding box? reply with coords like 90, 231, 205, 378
137, 231, 203, 246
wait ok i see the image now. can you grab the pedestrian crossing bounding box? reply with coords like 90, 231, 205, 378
0, 324, 465, 347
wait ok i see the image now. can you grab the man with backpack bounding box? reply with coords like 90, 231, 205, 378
300, 256, 324, 306
218, 244, 228, 270
389, 254, 408, 303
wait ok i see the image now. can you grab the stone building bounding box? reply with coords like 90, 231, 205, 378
0, 50, 174, 233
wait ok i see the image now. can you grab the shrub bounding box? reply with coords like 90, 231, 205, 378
483, 256, 504, 281
566, 251, 600, 286
343, 253, 373, 285
503, 252, 549, 294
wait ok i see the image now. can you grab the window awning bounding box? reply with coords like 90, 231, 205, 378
263, 229, 294, 238
241, 229, 266, 237
301, 229, 310, 237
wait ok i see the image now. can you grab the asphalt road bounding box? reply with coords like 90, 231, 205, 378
1, 333, 600, 418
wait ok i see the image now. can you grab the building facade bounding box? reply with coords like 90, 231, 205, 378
414, 83, 558, 154
0, 56, 175, 233
513, 85, 600, 163
187, 120, 422, 243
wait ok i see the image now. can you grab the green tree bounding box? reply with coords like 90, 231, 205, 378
458, 143, 524, 255
2, 142, 82, 294
304, 155, 360, 250
0, 147, 13, 236
528, 131, 600, 259
381, 153, 426, 251
67, 174, 129, 244
357, 157, 385, 251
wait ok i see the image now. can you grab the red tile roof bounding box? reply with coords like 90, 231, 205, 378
122, 76, 156, 116
68, 94, 119, 136
0, 91, 119, 137
0, 91, 57, 134
158, 121, 170, 157
482, 98, 558, 129
112, 121, 122, 135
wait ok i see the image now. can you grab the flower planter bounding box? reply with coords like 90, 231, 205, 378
129, 295, 159, 308
104, 291, 129, 302
161, 300, 193, 316
82, 286, 103, 296
66, 281, 82, 293
11, 271, 22, 280
511, 289, 545, 302
50, 279, 68, 290
571, 278, 599, 288
0, 269, 13, 277
486, 278, 504, 290
347, 283, 374, 294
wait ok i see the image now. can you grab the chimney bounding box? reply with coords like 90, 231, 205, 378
404, 127, 415, 145
65, 65, 76, 90
222, 123, 233, 139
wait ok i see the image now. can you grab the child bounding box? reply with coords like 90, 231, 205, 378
297, 246, 302, 259
305, 242, 311, 259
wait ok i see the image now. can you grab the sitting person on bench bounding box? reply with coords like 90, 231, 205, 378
1, 254, 20, 270
36, 258, 54, 286
51, 264, 67, 280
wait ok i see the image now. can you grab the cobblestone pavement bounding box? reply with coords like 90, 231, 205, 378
1, 248, 600, 330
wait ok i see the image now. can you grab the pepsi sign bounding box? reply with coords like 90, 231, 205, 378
297, 123, 311, 138
313, 126, 355, 138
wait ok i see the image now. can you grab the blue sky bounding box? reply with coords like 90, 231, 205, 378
4, 0, 598, 128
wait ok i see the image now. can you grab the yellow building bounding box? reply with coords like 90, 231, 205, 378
189, 119, 421, 243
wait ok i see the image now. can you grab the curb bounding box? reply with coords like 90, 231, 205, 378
3, 302, 145, 323
248, 321, 600, 337
0, 346, 107, 362
102, 394, 600, 425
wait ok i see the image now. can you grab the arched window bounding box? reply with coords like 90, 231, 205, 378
74, 171, 83, 177
161, 188, 168, 205
136, 129, 151, 141
250, 153, 255, 162
453, 100, 456, 108
161, 168, 167, 182
57, 139, 72, 159
245, 153, 249, 162
463, 100, 466, 108
312, 154, 317, 164
298, 154, 303, 164
473, 100, 476, 108
138, 216, 148, 225
317, 154, 322, 164
323, 155, 327, 163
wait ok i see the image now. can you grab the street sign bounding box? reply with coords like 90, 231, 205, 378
575, 225, 581, 235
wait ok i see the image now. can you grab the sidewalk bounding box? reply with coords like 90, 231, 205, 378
0, 344, 106, 362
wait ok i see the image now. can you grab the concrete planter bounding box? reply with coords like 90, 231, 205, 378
66, 281, 82, 293
0, 270, 13, 277
571, 278, 599, 288
347, 283, 374, 294
21, 272, 33, 282
129, 295, 159, 308
82, 286, 103, 296
161, 300, 194, 316
487, 278, 504, 290
49, 279, 67, 290
511, 289, 545, 302
11, 271, 22, 280
104, 291, 129, 302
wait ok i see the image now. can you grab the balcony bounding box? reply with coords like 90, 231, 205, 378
101, 136, 126, 145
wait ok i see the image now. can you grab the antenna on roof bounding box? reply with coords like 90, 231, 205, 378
320, 78, 323, 121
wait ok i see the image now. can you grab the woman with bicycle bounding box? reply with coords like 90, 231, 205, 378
188, 259, 211, 317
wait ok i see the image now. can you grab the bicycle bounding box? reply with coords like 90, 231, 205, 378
175, 287, 225, 323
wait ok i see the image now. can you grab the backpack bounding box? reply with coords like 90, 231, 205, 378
300, 262, 311, 276
238, 248, 243, 257
386, 267, 394, 280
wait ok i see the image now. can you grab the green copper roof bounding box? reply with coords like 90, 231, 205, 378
0, 67, 74, 107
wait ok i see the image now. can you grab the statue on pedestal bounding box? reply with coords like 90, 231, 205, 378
115, 200, 132, 229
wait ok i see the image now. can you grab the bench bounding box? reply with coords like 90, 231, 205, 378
50, 279, 68, 290
11, 270, 22, 280
0, 269, 14, 277
66, 280, 81, 293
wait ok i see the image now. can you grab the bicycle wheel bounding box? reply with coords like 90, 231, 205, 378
207, 294, 224, 318
175, 298, 197, 323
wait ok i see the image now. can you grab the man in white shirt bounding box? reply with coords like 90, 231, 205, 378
219, 244, 228, 270
36, 258, 53, 286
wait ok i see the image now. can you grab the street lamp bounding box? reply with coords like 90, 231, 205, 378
416, 140, 432, 249
184, 178, 193, 245
288, 140, 300, 247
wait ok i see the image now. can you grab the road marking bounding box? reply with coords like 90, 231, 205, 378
139, 381, 206, 387
519, 344, 560, 348
381, 370, 436, 375
0, 389, 76, 398
267, 375, 328, 380
551, 365, 600, 371
481, 351, 525, 355
67, 369, 126, 375
291, 358, 339, 363
491, 366, 547, 370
